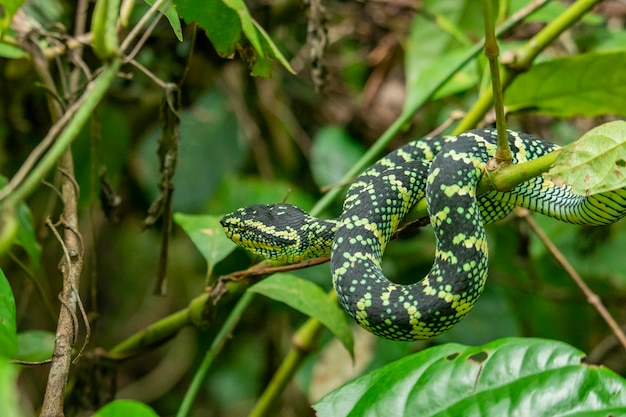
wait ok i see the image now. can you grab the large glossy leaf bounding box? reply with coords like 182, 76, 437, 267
249, 273, 353, 356
546, 121, 626, 195
173, 213, 236, 276
0, 270, 17, 358
314, 338, 626, 417
505, 51, 626, 117
94, 399, 159, 417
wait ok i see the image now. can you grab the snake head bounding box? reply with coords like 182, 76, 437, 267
220, 204, 309, 262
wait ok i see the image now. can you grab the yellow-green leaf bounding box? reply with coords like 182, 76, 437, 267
546, 121, 626, 195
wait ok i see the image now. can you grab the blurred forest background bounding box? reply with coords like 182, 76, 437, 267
1, 0, 626, 416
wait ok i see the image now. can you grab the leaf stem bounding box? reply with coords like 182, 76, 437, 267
176, 292, 256, 417
454, 0, 603, 133
482, 0, 512, 165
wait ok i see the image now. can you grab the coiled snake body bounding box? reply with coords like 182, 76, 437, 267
221, 129, 626, 341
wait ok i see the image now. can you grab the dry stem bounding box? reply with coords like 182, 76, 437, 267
520, 209, 626, 351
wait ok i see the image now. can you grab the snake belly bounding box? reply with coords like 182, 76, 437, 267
221, 129, 626, 341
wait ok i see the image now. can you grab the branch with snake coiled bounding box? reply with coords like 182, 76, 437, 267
221, 129, 626, 341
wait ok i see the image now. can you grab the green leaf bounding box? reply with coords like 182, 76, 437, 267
310, 126, 366, 189
174, 0, 293, 75
314, 338, 626, 417
173, 213, 236, 276
0, 42, 28, 59
249, 273, 354, 357
15, 331, 55, 362
0, 0, 26, 35
0, 270, 17, 359
252, 20, 295, 75
221, 0, 262, 55
144, 0, 183, 41
175, 0, 241, 56
546, 121, 626, 195
0, 358, 23, 417
504, 51, 626, 117
93, 399, 159, 417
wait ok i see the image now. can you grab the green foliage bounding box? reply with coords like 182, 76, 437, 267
0, 269, 16, 359
504, 51, 626, 117
143, 0, 183, 41
0, 358, 23, 417
314, 338, 626, 417
0, 0, 26, 35
15, 330, 55, 362
310, 127, 365, 189
249, 273, 354, 356
174, 0, 293, 76
137, 90, 249, 212
547, 121, 626, 195
0, 42, 27, 59
1, 0, 626, 416
94, 399, 159, 417
173, 213, 236, 277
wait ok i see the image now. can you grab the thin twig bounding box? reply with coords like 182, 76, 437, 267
520, 209, 626, 351
124, 8, 163, 63
119, 0, 168, 53
128, 58, 169, 88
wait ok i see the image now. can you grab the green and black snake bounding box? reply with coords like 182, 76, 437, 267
221, 129, 626, 341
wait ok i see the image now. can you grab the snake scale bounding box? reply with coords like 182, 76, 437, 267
221, 129, 626, 341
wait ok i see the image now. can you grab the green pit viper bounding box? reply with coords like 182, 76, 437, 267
221, 129, 626, 341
